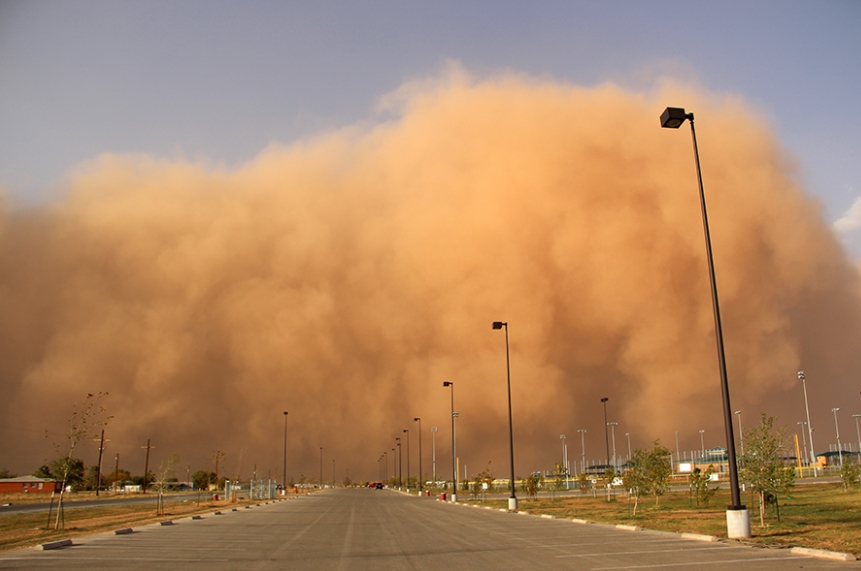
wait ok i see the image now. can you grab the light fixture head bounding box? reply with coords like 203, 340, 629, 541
660, 107, 689, 128
492, 321, 505, 330
443, 381, 452, 387
601, 397, 609, 403
413, 417, 420, 421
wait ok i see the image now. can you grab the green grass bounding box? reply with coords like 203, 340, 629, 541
473, 484, 861, 556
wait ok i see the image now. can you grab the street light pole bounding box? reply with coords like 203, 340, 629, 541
403, 429, 411, 492
319, 447, 323, 489
493, 321, 518, 511
833, 408, 843, 467
798, 422, 809, 476
282, 411, 288, 491
414, 418, 423, 494
626, 432, 631, 463
735, 410, 743, 455
578, 429, 586, 475
396, 437, 402, 489
431, 426, 438, 486
661, 106, 749, 538
853, 415, 861, 461
699, 429, 705, 459
560, 434, 568, 489
383, 451, 388, 484
601, 398, 610, 468
608, 422, 618, 470
798, 371, 818, 476
675, 431, 680, 471
443, 381, 457, 502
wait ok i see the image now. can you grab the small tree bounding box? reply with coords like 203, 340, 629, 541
522, 473, 541, 499
577, 472, 589, 494
154, 454, 179, 515
474, 462, 494, 500
739, 414, 795, 526
689, 465, 718, 506
46, 392, 111, 529
623, 441, 672, 515
840, 460, 861, 490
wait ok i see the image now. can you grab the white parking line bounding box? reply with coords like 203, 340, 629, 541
590, 555, 808, 569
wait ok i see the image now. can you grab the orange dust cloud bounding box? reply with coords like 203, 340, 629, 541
1, 69, 859, 481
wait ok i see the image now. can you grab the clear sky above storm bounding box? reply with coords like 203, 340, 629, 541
0, 1, 859, 482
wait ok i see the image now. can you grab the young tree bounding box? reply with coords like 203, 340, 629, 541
475, 462, 494, 499
688, 465, 718, 506
577, 472, 590, 495
46, 392, 112, 529
739, 413, 795, 526
192, 470, 215, 490
840, 460, 861, 490
154, 454, 179, 516
622, 441, 672, 515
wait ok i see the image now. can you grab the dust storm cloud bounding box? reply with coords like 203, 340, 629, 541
1, 70, 859, 481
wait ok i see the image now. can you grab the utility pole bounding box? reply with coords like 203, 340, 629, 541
141, 439, 154, 493
114, 453, 119, 492
94, 429, 107, 496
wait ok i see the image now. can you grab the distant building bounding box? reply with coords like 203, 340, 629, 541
0, 476, 62, 494
816, 450, 860, 467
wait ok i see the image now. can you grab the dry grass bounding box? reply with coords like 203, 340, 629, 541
474, 484, 861, 556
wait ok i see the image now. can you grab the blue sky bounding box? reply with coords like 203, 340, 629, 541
2, 0, 860, 255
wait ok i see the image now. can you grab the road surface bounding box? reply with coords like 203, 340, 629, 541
1, 488, 858, 570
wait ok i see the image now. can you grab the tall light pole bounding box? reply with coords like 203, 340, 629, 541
493, 321, 518, 511
395, 437, 402, 489
403, 429, 411, 492
832, 408, 843, 467
578, 429, 587, 475
443, 381, 457, 502
282, 411, 288, 491
675, 431, 680, 471
332, 459, 335, 488
661, 106, 749, 538
798, 422, 809, 475
798, 371, 818, 476
699, 429, 706, 459
601, 398, 611, 469
608, 422, 618, 470
853, 415, 861, 461
414, 418, 423, 493
383, 451, 388, 484
319, 447, 323, 489
560, 434, 568, 488
431, 426, 438, 486
625, 432, 631, 463
735, 410, 743, 455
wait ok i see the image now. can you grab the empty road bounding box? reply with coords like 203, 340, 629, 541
1, 488, 858, 570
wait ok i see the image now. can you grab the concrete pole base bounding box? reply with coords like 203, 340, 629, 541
450, 493, 457, 503
726, 508, 751, 539
508, 497, 518, 511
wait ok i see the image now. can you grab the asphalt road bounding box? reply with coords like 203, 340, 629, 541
1, 488, 858, 570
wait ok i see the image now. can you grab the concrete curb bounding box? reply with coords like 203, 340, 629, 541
790, 547, 856, 562
158, 520, 173, 526
38, 539, 73, 550
681, 533, 718, 542
571, 518, 590, 524
113, 528, 134, 535
615, 524, 642, 531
